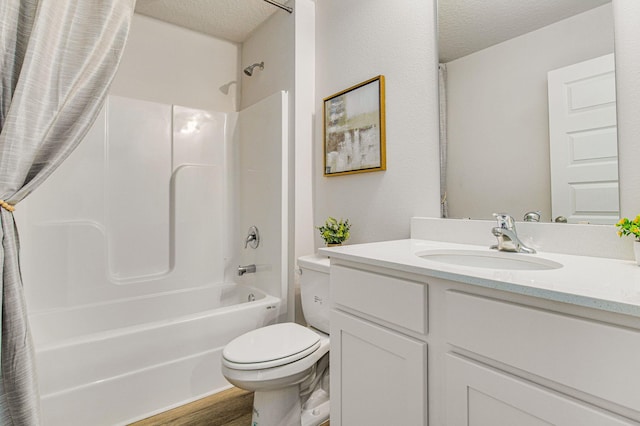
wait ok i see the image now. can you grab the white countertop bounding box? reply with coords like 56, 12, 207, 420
319, 239, 640, 318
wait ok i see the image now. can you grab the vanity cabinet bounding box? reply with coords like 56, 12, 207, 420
445, 291, 640, 416
330, 265, 428, 426
329, 259, 640, 425
331, 310, 426, 425
446, 354, 632, 426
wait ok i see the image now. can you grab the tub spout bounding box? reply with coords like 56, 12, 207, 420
238, 264, 257, 276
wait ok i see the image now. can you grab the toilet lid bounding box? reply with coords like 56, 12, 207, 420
223, 323, 321, 370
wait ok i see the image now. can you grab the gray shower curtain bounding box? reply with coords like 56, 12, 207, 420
0, 1, 134, 423
439, 63, 449, 218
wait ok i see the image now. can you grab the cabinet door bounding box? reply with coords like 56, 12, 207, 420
331, 310, 427, 426
446, 354, 635, 426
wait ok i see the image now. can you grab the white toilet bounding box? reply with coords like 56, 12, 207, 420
221, 254, 331, 426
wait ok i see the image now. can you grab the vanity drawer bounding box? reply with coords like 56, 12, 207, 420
446, 291, 640, 412
331, 265, 427, 334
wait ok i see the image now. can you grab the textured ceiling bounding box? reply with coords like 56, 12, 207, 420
134, 0, 281, 43
134, 0, 611, 59
439, 0, 612, 62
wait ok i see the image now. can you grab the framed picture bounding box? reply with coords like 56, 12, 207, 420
323, 75, 386, 176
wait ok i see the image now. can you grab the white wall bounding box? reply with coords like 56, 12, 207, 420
292, 0, 316, 263
292, 0, 316, 324
240, 9, 294, 110
240, 0, 315, 322
445, 5, 614, 221
613, 0, 640, 218
111, 14, 240, 111
314, 0, 440, 247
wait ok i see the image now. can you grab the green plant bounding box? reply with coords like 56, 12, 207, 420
616, 215, 640, 241
317, 217, 351, 245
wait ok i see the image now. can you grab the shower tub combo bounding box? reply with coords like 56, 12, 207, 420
19, 93, 289, 425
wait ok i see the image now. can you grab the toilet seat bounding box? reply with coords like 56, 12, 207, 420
221, 333, 330, 393
222, 323, 321, 370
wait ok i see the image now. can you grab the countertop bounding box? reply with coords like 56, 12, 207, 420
319, 239, 640, 318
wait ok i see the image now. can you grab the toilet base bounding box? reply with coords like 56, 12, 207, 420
251, 387, 330, 426
301, 389, 330, 426
252, 386, 302, 426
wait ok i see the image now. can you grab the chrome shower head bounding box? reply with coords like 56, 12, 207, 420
243, 61, 264, 76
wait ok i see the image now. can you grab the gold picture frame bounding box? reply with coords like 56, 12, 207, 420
323, 75, 386, 176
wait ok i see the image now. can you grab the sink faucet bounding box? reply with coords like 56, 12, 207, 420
490, 213, 536, 254
238, 264, 257, 276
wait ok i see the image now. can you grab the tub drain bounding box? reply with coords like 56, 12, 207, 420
248, 293, 256, 302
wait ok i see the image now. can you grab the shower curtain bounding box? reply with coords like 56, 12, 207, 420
439, 64, 449, 218
0, 1, 134, 424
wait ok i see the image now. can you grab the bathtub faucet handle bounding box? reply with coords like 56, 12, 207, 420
238, 264, 257, 276
244, 226, 260, 249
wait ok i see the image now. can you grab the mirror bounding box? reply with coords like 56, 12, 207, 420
438, 0, 618, 224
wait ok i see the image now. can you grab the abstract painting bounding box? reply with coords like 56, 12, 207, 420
323, 75, 386, 176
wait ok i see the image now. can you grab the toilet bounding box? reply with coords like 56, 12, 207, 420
221, 254, 331, 426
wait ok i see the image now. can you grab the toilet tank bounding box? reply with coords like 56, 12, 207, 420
298, 254, 330, 334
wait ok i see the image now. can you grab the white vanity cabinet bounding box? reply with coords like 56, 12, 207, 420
328, 257, 640, 426
446, 354, 633, 426
330, 265, 428, 426
446, 291, 640, 425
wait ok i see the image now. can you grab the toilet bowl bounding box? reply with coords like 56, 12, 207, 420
221, 254, 331, 426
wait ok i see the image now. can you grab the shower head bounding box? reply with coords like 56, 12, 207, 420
243, 61, 264, 76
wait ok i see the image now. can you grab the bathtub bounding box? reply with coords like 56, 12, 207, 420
29, 284, 281, 426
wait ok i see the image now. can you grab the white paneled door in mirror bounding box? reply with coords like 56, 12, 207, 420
548, 54, 618, 224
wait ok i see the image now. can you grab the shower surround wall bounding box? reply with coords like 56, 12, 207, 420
233, 92, 289, 302
17, 92, 289, 425
20, 95, 229, 314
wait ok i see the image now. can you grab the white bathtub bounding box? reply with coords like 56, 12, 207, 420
29, 284, 281, 426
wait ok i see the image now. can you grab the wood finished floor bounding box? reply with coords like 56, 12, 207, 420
130, 388, 253, 426
129, 387, 330, 426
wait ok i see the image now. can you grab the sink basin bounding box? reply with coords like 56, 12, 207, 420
416, 249, 562, 271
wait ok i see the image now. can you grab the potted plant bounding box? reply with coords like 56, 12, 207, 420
317, 217, 351, 246
615, 215, 640, 265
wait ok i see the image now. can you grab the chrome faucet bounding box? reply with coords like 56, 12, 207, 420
238, 264, 257, 276
490, 213, 536, 254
